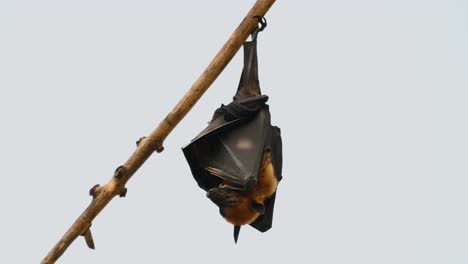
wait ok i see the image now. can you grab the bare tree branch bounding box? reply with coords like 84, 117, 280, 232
41, 0, 277, 263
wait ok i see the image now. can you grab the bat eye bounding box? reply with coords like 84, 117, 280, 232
250, 201, 265, 214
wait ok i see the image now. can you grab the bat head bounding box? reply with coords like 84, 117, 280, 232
207, 186, 266, 219
206, 187, 243, 208
207, 186, 266, 243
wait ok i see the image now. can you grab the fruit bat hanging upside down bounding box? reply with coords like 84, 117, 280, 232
182, 21, 282, 243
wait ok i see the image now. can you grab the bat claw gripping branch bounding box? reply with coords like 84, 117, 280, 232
251, 16, 267, 41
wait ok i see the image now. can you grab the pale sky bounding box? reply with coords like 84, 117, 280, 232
1, 0, 468, 263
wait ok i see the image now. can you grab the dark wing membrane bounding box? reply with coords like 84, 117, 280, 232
207, 109, 269, 188
250, 192, 277, 232
250, 124, 283, 232
183, 108, 271, 191
270, 126, 283, 181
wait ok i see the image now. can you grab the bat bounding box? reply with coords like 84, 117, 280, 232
182, 24, 282, 243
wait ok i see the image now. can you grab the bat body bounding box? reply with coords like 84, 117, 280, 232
207, 151, 278, 226
183, 25, 282, 242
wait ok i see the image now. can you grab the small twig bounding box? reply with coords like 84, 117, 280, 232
41, 0, 277, 263
81, 227, 95, 250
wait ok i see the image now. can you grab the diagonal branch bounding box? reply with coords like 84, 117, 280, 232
41, 0, 276, 263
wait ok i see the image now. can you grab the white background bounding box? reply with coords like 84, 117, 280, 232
1, 0, 467, 263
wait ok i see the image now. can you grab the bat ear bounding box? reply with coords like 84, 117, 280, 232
234, 225, 241, 244
250, 201, 266, 214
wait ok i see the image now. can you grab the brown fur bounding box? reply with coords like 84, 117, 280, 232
222, 151, 278, 226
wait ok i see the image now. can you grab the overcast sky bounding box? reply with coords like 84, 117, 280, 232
1, 0, 468, 263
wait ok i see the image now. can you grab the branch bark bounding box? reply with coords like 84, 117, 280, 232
41, 0, 276, 263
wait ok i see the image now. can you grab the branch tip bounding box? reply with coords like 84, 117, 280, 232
82, 228, 95, 250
